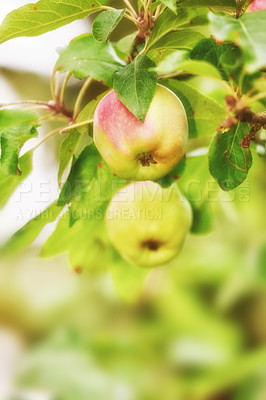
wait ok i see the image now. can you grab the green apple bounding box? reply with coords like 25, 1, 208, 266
93, 85, 188, 181
105, 181, 192, 267
247, 0, 266, 12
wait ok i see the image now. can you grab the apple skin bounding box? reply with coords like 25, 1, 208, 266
93, 85, 188, 181
105, 181, 192, 267
247, 0, 266, 12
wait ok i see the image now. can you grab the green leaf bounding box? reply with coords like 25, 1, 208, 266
155, 56, 223, 80
67, 155, 125, 226
113, 32, 138, 61
43, 143, 126, 271
0, 0, 102, 44
190, 200, 213, 234
174, 60, 222, 80
209, 122, 253, 191
0, 110, 38, 175
110, 249, 149, 303
158, 157, 186, 188
190, 37, 243, 81
41, 211, 72, 258
58, 92, 108, 186
178, 153, 210, 198
58, 143, 124, 221
56, 34, 125, 87
58, 144, 101, 205
0, 202, 63, 256
113, 54, 157, 121
209, 10, 266, 73
162, 80, 227, 138
160, 0, 177, 13
0, 151, 32, 209
256, 243, 266, 281
152, 51, 188, 74
92, 9, 126, 42
58, 130, 82, 187
177, 0, 236, 7
146, 8, 197, 51
178, 153, 213, 234
148, 30, 204, 52
41, 210, 109, 274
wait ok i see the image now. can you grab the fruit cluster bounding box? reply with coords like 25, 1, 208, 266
93, 85, 192, 267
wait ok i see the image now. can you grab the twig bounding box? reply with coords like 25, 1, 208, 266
235, 108, 266, 127
0, 100, 53, 109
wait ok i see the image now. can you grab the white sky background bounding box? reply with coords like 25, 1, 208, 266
0, 1, 90, 244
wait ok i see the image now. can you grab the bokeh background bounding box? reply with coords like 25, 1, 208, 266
0, 1, 266, 399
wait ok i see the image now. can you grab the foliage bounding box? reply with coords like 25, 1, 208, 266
0, 1, 266, 397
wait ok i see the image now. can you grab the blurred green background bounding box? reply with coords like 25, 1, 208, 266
0, 2, 266, 400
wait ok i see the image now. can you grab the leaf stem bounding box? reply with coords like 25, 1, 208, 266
124, 12, 139, 23
73, 77, 93, 120
55, 71, 61, 103
102, 5, 138, 23
37, 112, 56, 123
60, 72, 72, 104
139, 0, 145, 10
138, 37, 149, 55
158, 72, 182, 80
145, 0, 152, 17
245, 92, 266, 106
123, 0, 138, 19
238, 69, 246, 94
50, 69, 57, 104
31, 126, 63, 152
154, 4, 162, 19
59, 119, 94, 134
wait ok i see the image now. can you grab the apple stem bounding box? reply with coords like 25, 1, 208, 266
138, 152, 157, 167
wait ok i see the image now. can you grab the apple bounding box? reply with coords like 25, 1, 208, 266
247, 0, 266, 12
105, 181, 192, 267
93, 85, 188, 181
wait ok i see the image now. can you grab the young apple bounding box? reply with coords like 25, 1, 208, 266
247, 0, 266, 12
93, 85, 188, 181
105, 181, 192, 267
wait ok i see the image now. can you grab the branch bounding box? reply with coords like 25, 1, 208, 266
235, 108, 266, 126
235, 108, 266, 138
224, 95, 266, 138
